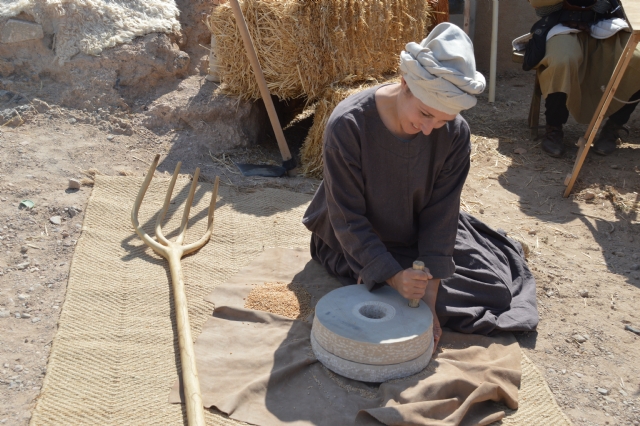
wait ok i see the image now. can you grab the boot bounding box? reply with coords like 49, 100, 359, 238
541, 125, 566, 158
592, 119, 628, 156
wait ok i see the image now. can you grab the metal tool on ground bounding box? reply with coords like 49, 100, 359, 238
311, 284, 434, 382
131, 154, 220, 426
409, 260, 425, 308
229, 0, 296, 178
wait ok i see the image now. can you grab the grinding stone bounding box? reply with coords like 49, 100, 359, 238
312, 284, 433, 367
311, 331, 434, 382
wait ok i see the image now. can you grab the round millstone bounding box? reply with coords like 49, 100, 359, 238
311, 329, 434, 382
311, 284, 433, 380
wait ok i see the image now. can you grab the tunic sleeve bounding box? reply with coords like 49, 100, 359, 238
323, 118, 404, 288
417, 122, 471, 279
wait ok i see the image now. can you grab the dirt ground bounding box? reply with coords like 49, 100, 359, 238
0, 46, 639, 426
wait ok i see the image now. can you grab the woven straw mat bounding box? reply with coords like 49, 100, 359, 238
31, 176, 572, 426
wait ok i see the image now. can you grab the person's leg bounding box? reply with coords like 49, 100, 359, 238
537, 34, 583, 157
542, 92, 570, 157
593, 89, 640, 155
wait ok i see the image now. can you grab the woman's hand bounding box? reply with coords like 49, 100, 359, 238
387, 267, 432, 300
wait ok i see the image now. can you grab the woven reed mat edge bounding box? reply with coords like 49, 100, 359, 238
29, 176, 572, 426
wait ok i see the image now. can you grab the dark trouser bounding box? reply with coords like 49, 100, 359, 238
545, 90, 640, 127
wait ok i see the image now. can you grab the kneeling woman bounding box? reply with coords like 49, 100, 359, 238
303, 23, 539, 352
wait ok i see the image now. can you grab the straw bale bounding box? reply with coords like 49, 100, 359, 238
209, 0, 431, 101
300, 76, 399, 178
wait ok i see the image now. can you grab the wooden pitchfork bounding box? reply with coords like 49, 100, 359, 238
131, 154, 219, 426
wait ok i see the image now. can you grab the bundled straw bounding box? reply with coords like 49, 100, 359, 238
209, 0, 431, 101
300, 76, 400, 178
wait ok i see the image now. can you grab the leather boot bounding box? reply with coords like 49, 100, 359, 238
593, 119, 627, 156
541, 125, 566, 158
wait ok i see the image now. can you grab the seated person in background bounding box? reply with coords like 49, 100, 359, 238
526, 0, 640, 157
303, 23, 539, 353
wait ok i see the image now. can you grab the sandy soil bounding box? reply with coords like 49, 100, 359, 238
0, 61, 639, 426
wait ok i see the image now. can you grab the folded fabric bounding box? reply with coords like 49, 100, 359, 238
547, 18, 631, 41
399, 22, 486, 115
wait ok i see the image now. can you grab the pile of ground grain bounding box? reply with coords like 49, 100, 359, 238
244, 281, 313, 320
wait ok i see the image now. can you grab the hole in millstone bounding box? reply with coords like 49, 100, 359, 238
359, 304, 387, 319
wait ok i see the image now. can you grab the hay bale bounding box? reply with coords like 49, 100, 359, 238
209, 0, 431, 101
300, 76, 399, 178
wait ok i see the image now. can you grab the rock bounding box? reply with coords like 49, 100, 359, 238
13, 365, 23, 372
17, 294, 29, 301
49, 216, 62, 225
0, 59, 15, 77
20, 245, 28, 254
579, 289, 589, 298
106, 135, 115, 141
574, 372, 583, 378
625, 325, 640, 335
68, 179, 81, 190
597, 388, 609, 395
619, 389, 628, 397
0, 19, 44, 43
21, 313, 30, 319
603, 396, 615, 403
0, 310, 9, 318
573, 334, 587, 343
561, 369, 566, 374
67, 206, 81, 217
610, 164, 619, 169
584, 191, 596, 200
68, 118, 77, 124
546, 290, 554, 297
31, 98, 50, 113
514, 148, 527, 155
15, 262, 30, 270
31, 317, 40, 323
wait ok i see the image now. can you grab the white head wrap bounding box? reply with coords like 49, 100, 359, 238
399, 22, 486, 115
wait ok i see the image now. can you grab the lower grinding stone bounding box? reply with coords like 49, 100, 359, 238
311, 284, 434, 381
311, 331, 434, 382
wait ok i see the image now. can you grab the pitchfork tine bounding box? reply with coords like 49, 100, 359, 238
183, 176, 220, 256
155, 161, 182, 247
132, 154, 166, 256
176, 167, 201, 245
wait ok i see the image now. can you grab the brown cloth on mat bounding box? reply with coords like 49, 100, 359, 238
170, 248, 522, 426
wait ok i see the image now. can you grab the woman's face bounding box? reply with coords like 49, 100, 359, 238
397, 79, 456, 136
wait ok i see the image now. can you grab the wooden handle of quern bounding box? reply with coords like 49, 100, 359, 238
408, 260, 424, 308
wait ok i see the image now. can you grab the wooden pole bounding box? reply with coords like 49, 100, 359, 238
563, 33, 640, 197
228, 0, 293, 163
